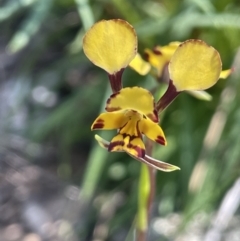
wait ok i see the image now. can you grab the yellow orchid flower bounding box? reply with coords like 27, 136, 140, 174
134, 41, 231, 81
91, 87, 166, 158
155, 39, 231, 112
130, 41, 231, 102
83, 19, 179, 171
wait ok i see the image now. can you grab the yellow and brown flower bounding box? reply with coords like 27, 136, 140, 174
91, 87, 166, 158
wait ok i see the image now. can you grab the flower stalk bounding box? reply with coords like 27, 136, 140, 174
108, 69, 124, 93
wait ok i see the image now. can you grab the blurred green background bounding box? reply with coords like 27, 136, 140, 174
0, 0, 240, 240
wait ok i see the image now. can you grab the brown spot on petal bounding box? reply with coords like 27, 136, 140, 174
105, 92, 122, 111
144, 52, 150, 61
92, 118, 104, 129
155, 135, 166, 145
108, 141, 124, 152
109, 92, 119, 99
106, 92, 119, 105
96, 118, 104, 123
105, 107, 121, 112
92, 123, 104, 129
127, 144, 145, 158
153, 47, 162, 55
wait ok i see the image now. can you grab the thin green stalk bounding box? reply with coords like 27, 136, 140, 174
136, 139, 155, 241
68, 0, 95, 54
137, 163, 151, 241
0, 0, 36, 22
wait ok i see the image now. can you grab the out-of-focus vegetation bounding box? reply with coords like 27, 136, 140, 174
0, 0, 240, 240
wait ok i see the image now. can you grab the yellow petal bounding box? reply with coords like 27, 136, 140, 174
220, 69, 232, 79
106, 87, 158, 122
169, 39, 222, 91
119, 112, 141, 137
139, 118, 167, 145
144, 48, 167, 77
159, 41, 181, 57
91, 111, 127, 130
83, 19, 137, 74
108, 134, 145, 158
129, 53, 151, 75
144, 42, 181, 77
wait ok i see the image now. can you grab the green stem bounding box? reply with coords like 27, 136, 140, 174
75, 0, 95, 30
137, 164, 150, 240
137, 140, 155, 241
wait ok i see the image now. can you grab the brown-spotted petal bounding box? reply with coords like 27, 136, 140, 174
139, 118, 167, 146
106, 87, 158, 122
91, 111, 127, 130
108, 133, 145, 158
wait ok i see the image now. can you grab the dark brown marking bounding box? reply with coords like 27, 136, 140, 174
92, 123, 104, 129
155, 135, 166, 145
127, 143, 145, 158
153, 47, 162, 55
105, 107, 120, 112
96, 118, 104, 123
144, 52, 150, 61
108, 68, 124, 93
108, 141, 124, 152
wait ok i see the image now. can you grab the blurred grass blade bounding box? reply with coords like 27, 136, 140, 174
7, 0, 53, 53
68, 29, 85, 54
186, 0, 215, 13
172, 12, 240, 37
80, 84, 112, 202
183, 49, 240, 226
204, 178, 240, 241
0, 0, 37, 22
111, 0, 141, 23
68, 0, 94, 54
75, 0, 95, 30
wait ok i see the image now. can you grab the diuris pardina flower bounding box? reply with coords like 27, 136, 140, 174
91, 86, 166, 158
156, 39, 225, 112
83, 19, 227, 171
83, 19, 179, 172
130, 41, 231, 101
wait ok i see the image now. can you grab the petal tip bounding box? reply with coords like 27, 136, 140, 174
155, 135, 167, 146
91, 118, 104, 130
94, 134, 110, 149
